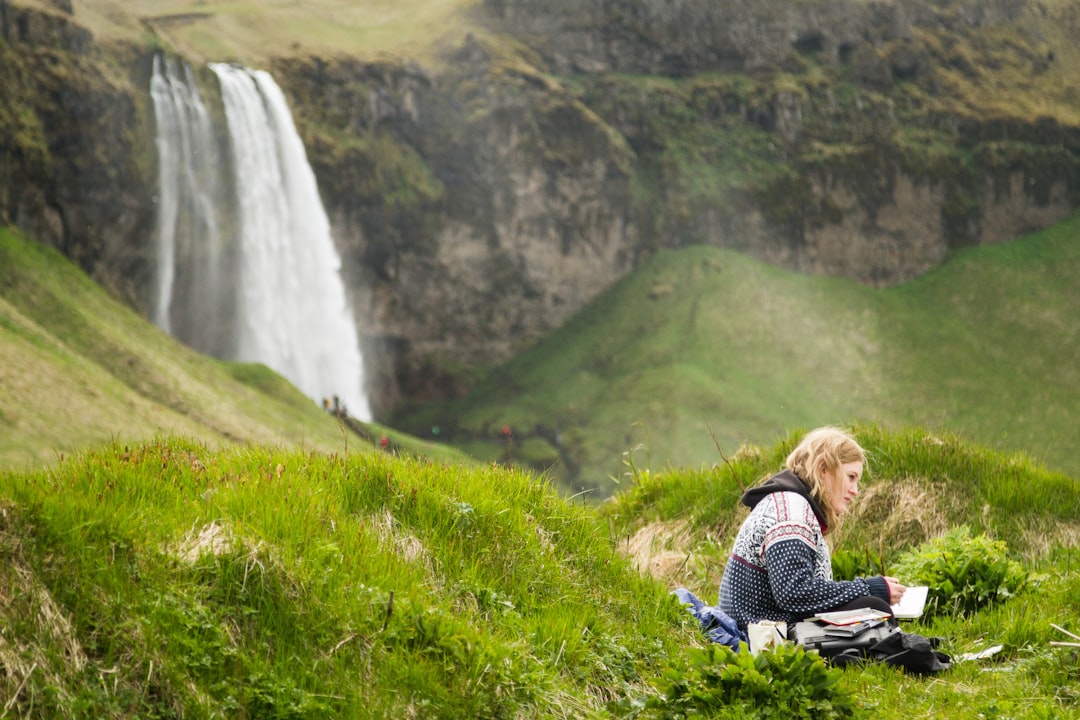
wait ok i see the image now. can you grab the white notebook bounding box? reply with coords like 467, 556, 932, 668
891, 585, 929, 619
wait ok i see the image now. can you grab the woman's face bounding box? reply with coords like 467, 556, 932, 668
824, 459, 863, 516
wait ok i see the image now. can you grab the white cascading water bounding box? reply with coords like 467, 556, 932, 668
149, 53, 225, 340
210, 63, 370, 421
150, 56, 370, 420
149, 54, 180, 332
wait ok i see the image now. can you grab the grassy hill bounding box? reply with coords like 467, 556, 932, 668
390, 213, 1080, 494
3, 2, 1080, 710
0, 427, 1076, 718
5, 201, 1077, 503
0, 226, 463, 470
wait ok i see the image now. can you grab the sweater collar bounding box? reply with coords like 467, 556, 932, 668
740, 469, 830, 533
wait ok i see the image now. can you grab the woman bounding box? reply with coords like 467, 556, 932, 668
718, 426, 905, 631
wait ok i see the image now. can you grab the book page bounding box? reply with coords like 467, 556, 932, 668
813, 608, 892, 625
892, 585, 929, 619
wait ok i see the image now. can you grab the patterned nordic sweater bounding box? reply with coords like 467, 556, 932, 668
717, 470, 889, 631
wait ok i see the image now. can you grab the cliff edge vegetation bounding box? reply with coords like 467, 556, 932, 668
13, 0, 484, 65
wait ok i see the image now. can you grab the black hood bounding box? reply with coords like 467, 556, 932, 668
740, 469, 830, 532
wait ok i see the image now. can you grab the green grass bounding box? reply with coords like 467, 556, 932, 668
3, 4, 1080, 709
0, 428, 1077, 717
0, 438, 685, 718
603, 424, 1080, 563
392, 213, 1080, 494
2, 221, 1078, 718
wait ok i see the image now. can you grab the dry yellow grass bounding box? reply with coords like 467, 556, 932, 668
622, 519, 698, 585
840, 478, 954, 551
0, 504, 88, 705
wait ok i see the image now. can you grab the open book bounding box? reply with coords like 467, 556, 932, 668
891, 585, 929, 619
812, 585, 930, 625
813, 608, 891, 626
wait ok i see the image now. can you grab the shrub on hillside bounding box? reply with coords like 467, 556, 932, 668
611, 642, 861, 719
892, 526, 1028, 617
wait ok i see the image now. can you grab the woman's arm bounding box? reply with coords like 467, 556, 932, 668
763, 537, 890, 616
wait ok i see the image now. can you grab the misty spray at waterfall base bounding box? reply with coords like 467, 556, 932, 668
150, 56, 370, 421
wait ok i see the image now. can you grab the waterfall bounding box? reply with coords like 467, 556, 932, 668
148, 54, 180, 333
149, 54, 227, 345
150, 55, 370, 421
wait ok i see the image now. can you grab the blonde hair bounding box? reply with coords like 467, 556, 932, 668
785, 426, 865, 531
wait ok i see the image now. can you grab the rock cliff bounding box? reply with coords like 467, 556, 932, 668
0, 0, 158, 308
2, 0, 1078, 417
482, 0, 1031, 76
277, 44, 639, 412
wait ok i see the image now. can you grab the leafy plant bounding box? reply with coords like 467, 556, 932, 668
832, 549, 884, 581
892, 526, 1029, 616
612, 642, 862, 719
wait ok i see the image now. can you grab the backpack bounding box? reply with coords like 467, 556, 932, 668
790, 619, 952, 674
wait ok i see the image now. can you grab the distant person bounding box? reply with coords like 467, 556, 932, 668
718, 426, 905, 632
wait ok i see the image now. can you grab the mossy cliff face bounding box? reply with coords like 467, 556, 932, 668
3, 0, 1078, 417
482, 0, 1033, 76
481, 0, 1079, 282
0, 0, 158, 308
274, 40, 638, 414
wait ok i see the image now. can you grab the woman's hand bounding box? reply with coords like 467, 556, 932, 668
883, 576, 906, 605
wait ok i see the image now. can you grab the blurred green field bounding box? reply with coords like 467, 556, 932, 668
392, 213, 1080, 494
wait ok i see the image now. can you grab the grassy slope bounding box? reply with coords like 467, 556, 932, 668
915, 0, 1080, 126
0, 439, 685, 719
395, 213, 1080, 492
879, 219, 1080, 461
0, 3, 1064, 711
0, 226, 467, 470
0, 428, 1076, 718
